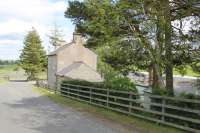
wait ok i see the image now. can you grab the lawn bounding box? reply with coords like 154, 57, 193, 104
33, 87, 187, 133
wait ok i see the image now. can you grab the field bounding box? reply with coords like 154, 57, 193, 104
0, 64, 18, 75
0, 64, 47, 80
174, 66, 200, 77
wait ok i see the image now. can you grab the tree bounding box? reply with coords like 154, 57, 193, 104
65, 0, 166, 89
48, 23, 65, 50
20, 28, 47, 80
65, 0, 200, 95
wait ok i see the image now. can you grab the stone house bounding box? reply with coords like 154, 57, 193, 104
47, 33, 103, 89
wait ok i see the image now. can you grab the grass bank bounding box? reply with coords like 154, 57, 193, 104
33, 87, 186, 133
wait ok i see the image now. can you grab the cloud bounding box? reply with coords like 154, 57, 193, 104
0, 39, 21, 45
0, 0, 75, 60
0, 19, 47, 36
0, 0, 66, 21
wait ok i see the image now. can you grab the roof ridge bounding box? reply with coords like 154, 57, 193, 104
48, 42, 73, 56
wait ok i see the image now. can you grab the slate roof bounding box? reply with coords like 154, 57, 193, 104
56, 61, 103, 82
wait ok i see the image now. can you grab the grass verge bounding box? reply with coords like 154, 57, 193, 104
33, 87, 187, 133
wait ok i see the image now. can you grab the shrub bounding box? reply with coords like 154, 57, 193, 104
62, 76, 137, 93
62, 80, 104, 88
104, 76, 137, 92
151, 86, 169, 96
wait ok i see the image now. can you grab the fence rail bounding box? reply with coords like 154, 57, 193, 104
59, 83, 200, 133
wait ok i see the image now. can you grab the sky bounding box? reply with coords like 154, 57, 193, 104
0, 0, 75, 60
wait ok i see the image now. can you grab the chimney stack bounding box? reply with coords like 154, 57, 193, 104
73, 32, 83, 45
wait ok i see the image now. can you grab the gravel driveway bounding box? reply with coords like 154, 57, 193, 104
0, 81, 133, 133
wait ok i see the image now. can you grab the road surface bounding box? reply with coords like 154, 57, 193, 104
0, 81, 135, 133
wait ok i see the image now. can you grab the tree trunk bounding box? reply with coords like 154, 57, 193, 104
152, 65, 159, 87
148, 65, 153, 86
163, 0, 174, 95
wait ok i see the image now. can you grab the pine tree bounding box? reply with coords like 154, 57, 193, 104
20, 28, 47, 80
48, 23, 65, 50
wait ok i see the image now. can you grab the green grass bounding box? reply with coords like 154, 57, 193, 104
0, 64, 47, 80
33, 87, 187, 133
0, 64, 18, 75
174, 66, 200, 77
140, 66, 200, 77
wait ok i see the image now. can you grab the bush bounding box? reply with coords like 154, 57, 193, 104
151, 86, 169, 96
62, 76, 137, 93
62, 80, 104, 88
104, 76, 137, 92
179, 92, 200, 100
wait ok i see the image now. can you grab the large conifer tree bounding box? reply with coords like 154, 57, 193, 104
20, 28, 47, 80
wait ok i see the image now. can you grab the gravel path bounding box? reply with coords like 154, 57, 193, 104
0, 81, 135, 133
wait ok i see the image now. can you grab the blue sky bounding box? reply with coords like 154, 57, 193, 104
0, 0, 75, 60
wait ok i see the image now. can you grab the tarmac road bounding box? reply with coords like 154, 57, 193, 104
0, 81, 134, 133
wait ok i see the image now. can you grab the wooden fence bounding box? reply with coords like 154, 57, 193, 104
59, 83, 200, 133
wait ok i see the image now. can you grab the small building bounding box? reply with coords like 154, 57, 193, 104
47, 33, 103, 89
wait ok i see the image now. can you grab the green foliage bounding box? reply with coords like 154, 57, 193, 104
192, 62, 200, 74
62, 80, 104, 88
179, 92, 200, 100
20, 28, 47, 80
65, 0, 200, 95
48, 23, 65, 49
0, 60, 18, 65
105, 76, 137, 92
174, 65, 200, 77
151, 86, 169, 96
97, 55, 137, 92
63, 78, 137, 92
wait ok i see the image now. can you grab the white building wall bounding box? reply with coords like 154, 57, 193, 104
57, 43, 97, 72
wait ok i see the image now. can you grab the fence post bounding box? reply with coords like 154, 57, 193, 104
77, 86, 80, 99
90, 88, 92, 104
129, 92, 132, 115
161, 98, 166, 121
67, 85, 70, 97
107, 89, 109, 107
